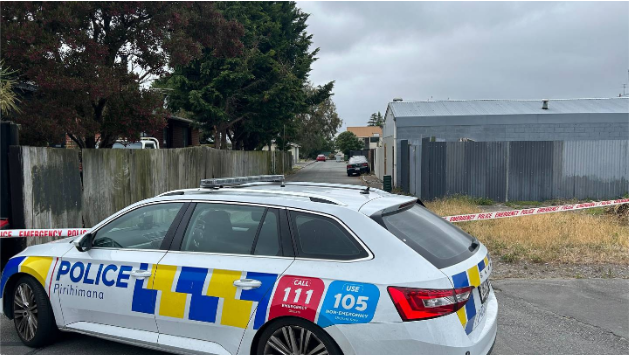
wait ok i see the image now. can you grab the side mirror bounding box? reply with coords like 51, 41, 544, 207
73, 233, 93, 252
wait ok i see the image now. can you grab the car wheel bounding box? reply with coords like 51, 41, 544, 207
13, 275, 58, 347
256, 317, 342, 355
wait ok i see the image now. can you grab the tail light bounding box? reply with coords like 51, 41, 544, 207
347, 165, 352, 169
362, 163, 368, 167
388, 286, 472, 321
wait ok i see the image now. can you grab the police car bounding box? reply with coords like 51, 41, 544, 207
0, 175, 497, 355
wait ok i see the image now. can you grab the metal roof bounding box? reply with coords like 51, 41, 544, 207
389, 98, 629, 118
347, 126, 383, 137
169, 115, 194, 124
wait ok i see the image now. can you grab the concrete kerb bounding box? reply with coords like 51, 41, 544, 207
286, 160, 316, 175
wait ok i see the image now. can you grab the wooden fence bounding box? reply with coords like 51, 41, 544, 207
9, 146, 292, 243
9, 147, 83, 245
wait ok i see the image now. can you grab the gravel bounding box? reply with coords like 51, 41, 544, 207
492, 260, 629, 280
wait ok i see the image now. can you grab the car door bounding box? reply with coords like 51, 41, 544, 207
153, 202, 294, 355
56, 202, 187, 344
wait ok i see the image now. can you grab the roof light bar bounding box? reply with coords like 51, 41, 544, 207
200, 175, 285, 188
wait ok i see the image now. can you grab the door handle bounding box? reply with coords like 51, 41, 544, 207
130, 270, 152, 279
233, 279, 262, 290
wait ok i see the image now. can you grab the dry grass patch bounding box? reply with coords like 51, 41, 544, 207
426, 197, 629, 265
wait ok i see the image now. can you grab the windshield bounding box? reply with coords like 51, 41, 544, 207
377, 204, 477, 268
349, 156, 367, 164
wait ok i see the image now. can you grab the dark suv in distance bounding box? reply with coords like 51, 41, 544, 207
347, 155, 370, 176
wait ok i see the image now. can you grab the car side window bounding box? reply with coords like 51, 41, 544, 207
181, 204, 282, 256
253, 209, 281, 256
93, 203, 183, 249
289, 211, 369, 260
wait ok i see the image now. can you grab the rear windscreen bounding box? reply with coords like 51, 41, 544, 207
378, 205, 477, 268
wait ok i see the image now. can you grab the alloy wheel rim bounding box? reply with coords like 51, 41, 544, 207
264, 325, 328, 355
14, 283, 38, 341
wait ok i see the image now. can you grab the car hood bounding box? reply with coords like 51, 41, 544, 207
11, 239, 74, 259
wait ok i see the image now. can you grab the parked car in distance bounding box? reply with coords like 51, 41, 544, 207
316, 154, 327, 162
112, 137, 159, 149
347, 155, 369, 175
0, 175, 497, 355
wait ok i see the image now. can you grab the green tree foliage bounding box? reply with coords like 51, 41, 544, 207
159, 1, 333, 150
367, 111, 384, 127
1, 2, 243, 148
335, 131, 364, 156
0, 60, 21, 116
292, 83, 342, 158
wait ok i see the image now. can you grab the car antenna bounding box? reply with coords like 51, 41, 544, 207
360, 186, 370, 194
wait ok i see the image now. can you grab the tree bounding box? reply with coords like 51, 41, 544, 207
293, 84, 342, 158
0, 60, 21, 116
1, 2, 243, 148
0, 60, 20, 117
335, 131, 364, 156
367, 111, 383, 127
159, 1, 333, 150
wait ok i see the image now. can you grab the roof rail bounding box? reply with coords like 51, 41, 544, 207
157, 187, 344, 206
200, 175, 284, 188
283, 182, 385, 193
214, 188, 344, 206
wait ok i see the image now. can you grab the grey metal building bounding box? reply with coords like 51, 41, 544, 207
377, 98, 629, 200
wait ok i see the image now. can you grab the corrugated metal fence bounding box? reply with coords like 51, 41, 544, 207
9, 146, 292, 245
404, 139, 628, 202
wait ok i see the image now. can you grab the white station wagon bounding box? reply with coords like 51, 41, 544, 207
0, 175, 497, 355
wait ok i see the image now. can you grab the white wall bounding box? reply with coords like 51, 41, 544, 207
382, 136, 395, 182
374, 146, 385, 180
383, 107, 396, 138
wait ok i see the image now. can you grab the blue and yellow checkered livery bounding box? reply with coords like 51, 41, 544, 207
132, 264, 277, 330
451, 254, 491, 335
0, 256, 55, 297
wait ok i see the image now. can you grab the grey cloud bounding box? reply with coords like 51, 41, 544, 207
298, 1, 629, 129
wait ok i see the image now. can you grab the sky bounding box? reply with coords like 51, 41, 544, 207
297, 1, 629, 130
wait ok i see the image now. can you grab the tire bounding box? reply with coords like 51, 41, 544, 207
12, 275, 58, 347
256, 317, 343, 355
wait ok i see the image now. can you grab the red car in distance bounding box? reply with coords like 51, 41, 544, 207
316, 154, 327, 162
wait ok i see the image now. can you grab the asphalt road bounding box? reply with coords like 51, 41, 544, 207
286, 160, 364, 185
1, 162, 627, 355
491, 279, 628, 355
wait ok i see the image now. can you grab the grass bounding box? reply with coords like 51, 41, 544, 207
426, 197, 629, 265
504, 200, 545, 208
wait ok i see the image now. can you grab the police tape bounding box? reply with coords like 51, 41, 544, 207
1, 198, 628, 237
444, 198, 629, 223
0, 229, 89, 239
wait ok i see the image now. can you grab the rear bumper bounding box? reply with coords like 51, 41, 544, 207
330, 291, 498, 355
347, 167, 369, 174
